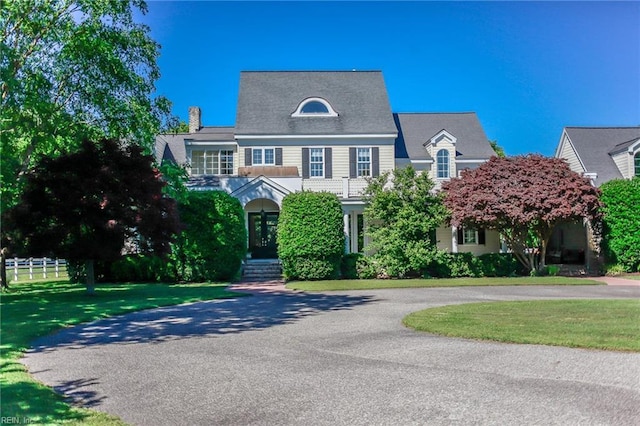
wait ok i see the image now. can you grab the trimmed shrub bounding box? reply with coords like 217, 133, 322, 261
277, 191, 345, 280
172, 191, 246, 282
341, 253, 362, 279
600, 178, 640, 273
478, 253, 519, 277
110, 255, 173, 282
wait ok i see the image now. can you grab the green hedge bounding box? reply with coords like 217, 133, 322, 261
342, 252, 519, 280
171, 191, 246, 282
277, 192, 345, 280
600, 178, 640, 273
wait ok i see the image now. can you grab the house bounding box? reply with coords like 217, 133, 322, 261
156, 71, 499, 259
551, 126, 640, 271
555, 126, 640, 186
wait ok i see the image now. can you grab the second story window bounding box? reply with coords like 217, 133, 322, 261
357, 148, 371, 177
310, 148, 324, 177
191, 149, 234, 175
436, 149, 450, 179
635, 152, 640, 177
252, 148, 275, 166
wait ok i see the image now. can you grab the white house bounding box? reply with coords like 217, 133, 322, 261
156, 71, 499, 259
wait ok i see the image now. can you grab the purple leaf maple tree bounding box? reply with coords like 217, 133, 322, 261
443, 155, 602, 273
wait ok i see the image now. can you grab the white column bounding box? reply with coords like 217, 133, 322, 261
343, 212, 350, 253
451, 226, 459, 253
342, 177, 349, 199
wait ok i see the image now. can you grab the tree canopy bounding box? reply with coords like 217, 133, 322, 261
443, 155, 602, 273
4, 139, 180, 292
0, 0, 173, 211
363, 166, 448, 278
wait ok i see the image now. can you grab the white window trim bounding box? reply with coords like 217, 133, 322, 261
462, 228, 478, 245
190, 148, 234, 176
252, 147, 276, 166
292, 97, 338, 117
309, 146, 325, 178
356, 147, 372, 178
436, 149, 450, 179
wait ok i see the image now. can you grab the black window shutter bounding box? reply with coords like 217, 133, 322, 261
325, 148, 332, 179
244, 148, 252, 166
478, 228, 486, 245
457, 227, 464, 245
275, 148, 283, 166
302, 148, 310, 179
372, 147, 380, 177
349, 147, 357, 178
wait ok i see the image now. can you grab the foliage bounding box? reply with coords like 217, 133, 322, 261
600, 178, 640, 272
426, 252, 483, 278
363, 166, 448, 278
604, 263, 628, 277
0, 0, 174, 212
110, 255, 173, 282
477, 253, 519, 277
4, 139, 180, 291
171, 191, 246, 282
340, 253, 362, 279
443, 155, 602, 274
489, 140, 506, 158
277, 192, 345, 280
0, 280, 239, 424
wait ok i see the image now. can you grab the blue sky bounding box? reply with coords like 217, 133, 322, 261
139, 1, 639, 156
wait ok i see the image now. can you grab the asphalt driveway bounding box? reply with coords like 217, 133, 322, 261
23, 285, 640, 425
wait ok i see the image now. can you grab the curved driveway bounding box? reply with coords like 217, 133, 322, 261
24, 285, 640, 425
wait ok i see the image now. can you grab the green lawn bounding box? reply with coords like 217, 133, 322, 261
403, 299, 640, 351
287, 276, 602, 291
0, 280, 242, 425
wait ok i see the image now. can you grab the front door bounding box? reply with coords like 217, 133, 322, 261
248, 212, 279, 259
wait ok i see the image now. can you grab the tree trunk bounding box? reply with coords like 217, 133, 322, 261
0, 247, 8, 290
85, 259, 96, 295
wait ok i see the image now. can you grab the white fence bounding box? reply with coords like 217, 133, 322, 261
5, 257, 68, 282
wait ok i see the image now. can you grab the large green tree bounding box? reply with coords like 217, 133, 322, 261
1, 0, 173, 212
363, 166, 448, 278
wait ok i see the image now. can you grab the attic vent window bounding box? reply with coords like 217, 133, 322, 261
292, 97, 338, 117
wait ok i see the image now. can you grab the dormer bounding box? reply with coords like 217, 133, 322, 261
424, 129, 457, 180
291, 97, 339, 117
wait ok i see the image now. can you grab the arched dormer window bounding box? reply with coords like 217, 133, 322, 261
436, 149, 450, 179
291, 97, 338, 117
635, 152, 640, 177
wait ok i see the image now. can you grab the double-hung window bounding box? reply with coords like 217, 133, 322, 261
357, 148, 371, 177
463, 228, 477, 244
436, 149, 450, 179
191, 149, 234, 175
252, 148, 275, 166
310, 148, 324, 177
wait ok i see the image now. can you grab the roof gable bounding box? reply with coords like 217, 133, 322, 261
562, 127, 640, 185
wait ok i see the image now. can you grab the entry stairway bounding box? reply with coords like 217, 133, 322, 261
242, 259, 283, 281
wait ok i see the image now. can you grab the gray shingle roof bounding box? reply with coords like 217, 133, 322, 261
235, 71, 397, 136
155, 134, 187, 165
393, 113, 495, 161
564, 127, 640, 185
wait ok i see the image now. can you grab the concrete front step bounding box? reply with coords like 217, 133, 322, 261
242, 260, 282, 280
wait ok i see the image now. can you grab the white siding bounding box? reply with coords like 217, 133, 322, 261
611, 151, 630, 179
436, 226, 501, 255
558, 135, 585, 174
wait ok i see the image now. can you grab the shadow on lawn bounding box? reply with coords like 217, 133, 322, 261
27, 291, 377, 352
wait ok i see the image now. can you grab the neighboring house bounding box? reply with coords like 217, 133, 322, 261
156, 71, 499, 259
551, 126, 640, 271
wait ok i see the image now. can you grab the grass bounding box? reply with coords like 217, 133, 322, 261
287, 276, 602, 291
403, 299, 640, 352
0, 280, 243, 425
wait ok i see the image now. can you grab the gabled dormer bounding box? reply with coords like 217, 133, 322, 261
424, 129, 457, 180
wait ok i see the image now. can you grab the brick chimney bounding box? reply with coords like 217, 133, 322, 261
188, 106, 201, 133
